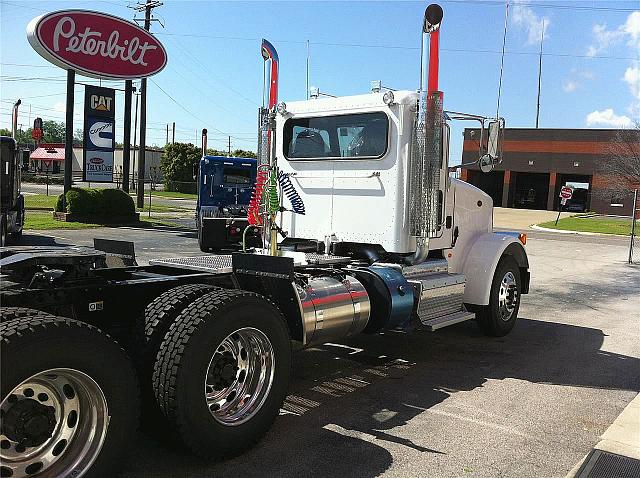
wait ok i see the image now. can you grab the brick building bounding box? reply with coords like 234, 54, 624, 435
460, 128, 640, 216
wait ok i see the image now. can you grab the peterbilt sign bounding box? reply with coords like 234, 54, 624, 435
26, 10, 167, 79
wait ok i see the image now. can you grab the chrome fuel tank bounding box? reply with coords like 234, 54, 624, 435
294, 275, 371, 346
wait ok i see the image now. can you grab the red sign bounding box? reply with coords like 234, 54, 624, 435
26, 10, 167, 79
32, 128, 43, 141
560, 186, 573, 199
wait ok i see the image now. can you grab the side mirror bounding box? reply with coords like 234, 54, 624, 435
479, 154, 494, 173
479, 118, 504, 174
487, 120, 502, 160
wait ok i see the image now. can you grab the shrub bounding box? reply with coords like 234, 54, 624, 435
164, 180, 197, 194
55, 187, 136, 218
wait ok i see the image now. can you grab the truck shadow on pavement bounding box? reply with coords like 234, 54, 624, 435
122, 316, 640, 478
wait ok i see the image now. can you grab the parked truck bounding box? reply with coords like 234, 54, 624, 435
1, 136, 25, 246
0, 5, 529, 477
196, 155, 261, 251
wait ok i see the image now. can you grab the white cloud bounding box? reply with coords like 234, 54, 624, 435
511, 3, 550, 45
623, 66, 640, 100
586, 108, 633, 128
52, 102, 66, 113
562, 80, 578, 92
586, 11, 640, 56
623, 11, 640, 48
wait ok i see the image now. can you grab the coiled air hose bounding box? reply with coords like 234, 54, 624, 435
268, 171, 280, 215
277, 170, 305, 215
247, 165, 270, 225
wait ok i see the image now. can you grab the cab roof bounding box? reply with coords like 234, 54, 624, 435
202, 156, 257, 166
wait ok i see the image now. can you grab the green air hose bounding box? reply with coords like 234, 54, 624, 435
268, 169, 279, 215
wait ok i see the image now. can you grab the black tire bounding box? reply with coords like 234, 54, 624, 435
0, 315, 139, 478
153, 289, 291, 459
476, 255, 521, 337
137, 283, 217, 427
0, 307, 53, 324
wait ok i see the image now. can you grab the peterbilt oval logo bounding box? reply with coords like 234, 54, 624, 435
89, 157, 104, 164
26, 10, 167, 79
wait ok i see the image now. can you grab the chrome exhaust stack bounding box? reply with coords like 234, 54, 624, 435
408, 4, 444, 265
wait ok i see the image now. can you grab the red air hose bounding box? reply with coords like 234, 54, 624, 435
247, 165, 270, 225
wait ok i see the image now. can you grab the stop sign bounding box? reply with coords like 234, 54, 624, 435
560, 186, 573, 199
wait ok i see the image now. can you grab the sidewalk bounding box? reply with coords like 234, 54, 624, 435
493, 207, 572, 230
566, 393, 640, 477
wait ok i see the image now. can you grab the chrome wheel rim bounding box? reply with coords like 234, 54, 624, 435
498, 271, 518, 322
204, 327, 275, 426
0, 368, 109, 478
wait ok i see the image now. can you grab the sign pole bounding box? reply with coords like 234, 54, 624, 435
63, 69, 75, 207
122, 80, 133, 193
555, 202, 563, 225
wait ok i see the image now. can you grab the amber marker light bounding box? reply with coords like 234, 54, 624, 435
519, 233, 527, 245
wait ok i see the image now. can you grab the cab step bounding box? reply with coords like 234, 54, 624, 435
420, 310, 476, 331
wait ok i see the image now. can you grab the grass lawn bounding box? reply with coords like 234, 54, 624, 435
24, 212, 102, 230
24, 211, 190, 231
24, 194, 58, 209
537, 216, 635, 236
131, 190, 197, 200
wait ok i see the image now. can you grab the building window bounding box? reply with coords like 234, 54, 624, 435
610, 196, 624, 207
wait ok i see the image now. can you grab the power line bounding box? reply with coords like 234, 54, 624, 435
154, 32, 638, 61
442, 0, 640, 13
166, 35, 259, 107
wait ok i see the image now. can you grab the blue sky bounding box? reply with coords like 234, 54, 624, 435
1, 0, 639, 163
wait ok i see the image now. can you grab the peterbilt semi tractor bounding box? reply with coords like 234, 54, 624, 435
0, 5, 529, 477
196, 155, 261, 251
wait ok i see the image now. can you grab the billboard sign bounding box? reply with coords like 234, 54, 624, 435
84, 85, 115, 182
26, 10, 167, 79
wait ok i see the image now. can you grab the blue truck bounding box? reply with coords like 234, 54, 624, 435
196, 155, 261, 251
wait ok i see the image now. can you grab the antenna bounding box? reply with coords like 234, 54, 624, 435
496, 0, 509, 119
535, 19, 545, 128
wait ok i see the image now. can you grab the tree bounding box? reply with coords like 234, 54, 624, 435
206, 148, 257, 159
598, 123, 640, 199
161, 142, 201, 193
0, 121, 69, 147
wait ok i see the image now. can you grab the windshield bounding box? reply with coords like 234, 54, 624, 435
223, 167, 252, 185
283, 112, 388, 160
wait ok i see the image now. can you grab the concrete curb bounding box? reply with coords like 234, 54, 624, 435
565, 392, 640, 477
530, 224, 629, 238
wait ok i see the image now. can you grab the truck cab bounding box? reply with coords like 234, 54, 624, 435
196, 155, 260, 251
0, 136, 25, 246
274, 88, 529, 332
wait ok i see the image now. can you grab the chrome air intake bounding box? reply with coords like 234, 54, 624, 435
294, 275, 371, 346
409, 91, 443, 239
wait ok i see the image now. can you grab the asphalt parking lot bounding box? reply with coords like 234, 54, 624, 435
19, 226, 640, 478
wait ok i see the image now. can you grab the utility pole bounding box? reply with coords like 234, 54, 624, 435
122, 80, 133, 193
166, 124, 169, 145
132, 90, 139, 191
535, 19, 545, 129
133, 0, 162, 208
228, 136, 231, 156
172, 121, 175, 144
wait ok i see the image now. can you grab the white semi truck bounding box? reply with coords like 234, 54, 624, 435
0, 5, 528, 477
